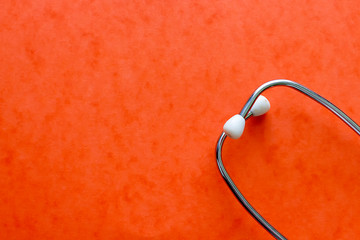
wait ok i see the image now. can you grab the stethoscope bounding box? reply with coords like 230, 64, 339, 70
216, 79, 360, 240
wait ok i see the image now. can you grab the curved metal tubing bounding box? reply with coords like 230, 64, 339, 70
216, 79, 360, 240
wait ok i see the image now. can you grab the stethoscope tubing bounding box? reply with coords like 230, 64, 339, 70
216, 79, 360, 240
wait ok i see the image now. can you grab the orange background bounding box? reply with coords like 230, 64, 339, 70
1, 1, 360, 239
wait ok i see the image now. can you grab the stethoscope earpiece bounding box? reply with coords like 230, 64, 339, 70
216, 80, 360, 240
249, 95, 271, 116
223, 114, 245, 139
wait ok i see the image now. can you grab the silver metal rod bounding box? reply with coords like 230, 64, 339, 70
216, 79, 360, 240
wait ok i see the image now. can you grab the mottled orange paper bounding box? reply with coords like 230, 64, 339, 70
0, 1, 360, 239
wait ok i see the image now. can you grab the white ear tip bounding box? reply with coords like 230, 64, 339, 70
223, 114, 245, 139
250, 95, 270, 116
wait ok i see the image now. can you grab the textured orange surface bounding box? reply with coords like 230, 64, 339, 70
1, 1, 360, 239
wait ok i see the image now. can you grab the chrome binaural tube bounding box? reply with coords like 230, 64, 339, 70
216, 79, 360, 240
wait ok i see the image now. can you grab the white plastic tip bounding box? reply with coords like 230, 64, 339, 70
223, 114, 245, 139
250, 95, 270, 116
